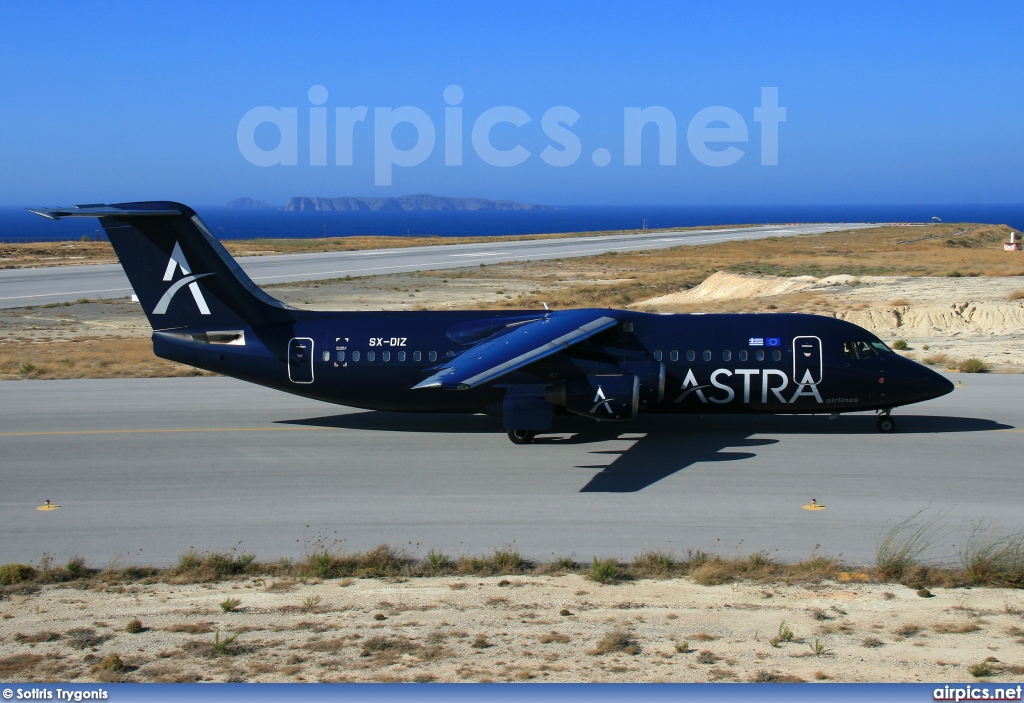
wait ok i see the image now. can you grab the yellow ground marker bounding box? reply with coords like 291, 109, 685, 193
802, 499, 826, 511
36, 500, 60, 511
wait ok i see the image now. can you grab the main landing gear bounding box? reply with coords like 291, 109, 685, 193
507, 430, 538, 444
876, 409, 896, 433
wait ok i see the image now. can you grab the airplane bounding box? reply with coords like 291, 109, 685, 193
30, 201, 954, 443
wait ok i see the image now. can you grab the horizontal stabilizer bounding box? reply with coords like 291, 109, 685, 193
28, 205, 183, 220
413, 310, 618, 390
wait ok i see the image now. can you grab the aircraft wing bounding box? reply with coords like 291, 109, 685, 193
412, 310, 618, 390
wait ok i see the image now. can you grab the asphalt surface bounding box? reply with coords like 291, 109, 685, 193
0, 223, 877, 309
1, 373, 1019, 568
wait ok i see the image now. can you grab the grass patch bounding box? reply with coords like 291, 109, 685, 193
219, 597, 242, 613
456, 548, 527, 575
959, 524, 1024, 587
875, 509, 947, 583
211, 629, 241, 656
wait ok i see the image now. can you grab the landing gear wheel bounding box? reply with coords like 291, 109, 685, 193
876, 415, 896, 433
507, 430, 537, 444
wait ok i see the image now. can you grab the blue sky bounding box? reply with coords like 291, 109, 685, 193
1, 1, 1021, 206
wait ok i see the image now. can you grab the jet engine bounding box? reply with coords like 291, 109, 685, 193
546, 373, 640, 421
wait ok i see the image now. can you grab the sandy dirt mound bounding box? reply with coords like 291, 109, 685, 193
639, 272, 860, 306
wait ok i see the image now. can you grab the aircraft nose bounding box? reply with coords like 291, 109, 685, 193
896, 358, 955, 402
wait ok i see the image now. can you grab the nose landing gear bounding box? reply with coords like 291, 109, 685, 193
507, 430, 538, 444
876, 409, 896, 433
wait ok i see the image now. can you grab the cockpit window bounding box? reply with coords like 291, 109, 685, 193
844, 340, 894, 360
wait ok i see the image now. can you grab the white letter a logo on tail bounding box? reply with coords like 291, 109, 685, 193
153, 242, 212, 315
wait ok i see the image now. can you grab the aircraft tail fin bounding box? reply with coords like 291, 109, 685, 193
29, 202, 294, 331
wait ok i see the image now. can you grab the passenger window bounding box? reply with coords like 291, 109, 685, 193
367, 351, 375, 362
755, 350, 764, 361
653, 350, 663, 361
703, 350, 711, 361
322, 351, 330, 362
382, 351, 390, 362
398, 351, 406, 362
669, 350, 679, 362
428, 351, 437, 362
723, 350, 731, 361
686, 350, 695, 362
772, 350, 781, 361
337, 351, 346, 362
352, 351, 360, 362
413, 351, 422, 362
739, 350, 748, 361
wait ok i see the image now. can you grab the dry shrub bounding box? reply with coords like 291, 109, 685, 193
696, 650, 720, 664
539, 631, 570, 644
164, 622, 212, 634
894, 624, 923, 637
933, 622, 981, 634
957, 358, 989, 373
14, 631, 61, 643
590, 629, 640, 655
0, 564, 37, 585
302, 638, 350, 652
750, 670, 805, 683
360, 636, 447, 661
0, 654, 44, 676
66, 627, 111, 650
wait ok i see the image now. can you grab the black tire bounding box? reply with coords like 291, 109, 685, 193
507, 430, 537, 444
876, 416, 896, 433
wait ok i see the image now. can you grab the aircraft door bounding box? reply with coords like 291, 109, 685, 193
792, 336, 822, 385
288, 337, 314, 384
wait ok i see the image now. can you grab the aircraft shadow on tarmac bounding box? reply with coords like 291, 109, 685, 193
281, 412, 1011, 493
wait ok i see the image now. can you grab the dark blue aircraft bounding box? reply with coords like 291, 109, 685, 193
31, 202, 954, 442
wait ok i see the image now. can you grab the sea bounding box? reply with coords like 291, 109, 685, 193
2, 203, 1022, 243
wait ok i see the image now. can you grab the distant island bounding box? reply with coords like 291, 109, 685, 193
228, 195, 553, 212
226, 197, 274, 209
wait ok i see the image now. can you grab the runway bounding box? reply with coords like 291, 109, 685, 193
0, 222, 877, 308
1, 373, 1019, 568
